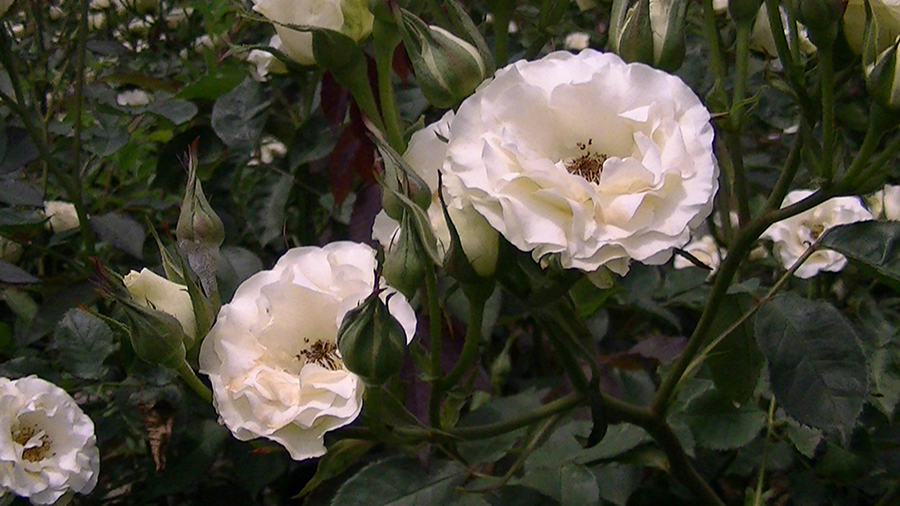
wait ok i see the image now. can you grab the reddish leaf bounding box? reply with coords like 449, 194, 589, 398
327, 104, 376, 206
349, 181, 382, 247
392, 44, 411, 85
320, 72, 350, 131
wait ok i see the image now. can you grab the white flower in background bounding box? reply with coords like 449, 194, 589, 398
248, 136, 289, 166
127, 17, 152, 36
564, 32, 591, 51
116, 89, 150, 107
247, 35, 288, 82
483, 13, 519, 33
844, 0, 900, 54
673, 235, 723, 272
164, 7, 193, 28
750, 4, 816, 57
762, 190, 873, 278
0, 236, 22, 264
89, 0, 110, 9
867, 184, 900, 220
372, 111, 499, 277
124, 268, 197, 342
576, 0, 600, 10
87, 12, 106, 30
43, 201, 79, 234
442, 50, 718, 276
199, 242, 417, 460
0, 376, 100, 505
251, 0, 374, 66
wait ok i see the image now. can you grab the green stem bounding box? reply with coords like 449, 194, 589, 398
751, 398, 777, 506
730, 22, 751, 132
373, 22, 405, 153
535, 306, 591, 394
762, 0, 813, 117
855, 132, 900, 188
819, 43, 836, 182
70, 0, 95, 256
425, 268, 443, 428
490, 0, 513, 68
765, 131, 804, 211
643, 418, 726, 506
438, 288, 487, 390
843, 105, 899, 186
177, 361, 212, 403
700, 0, 728, 84
726, 132, 751, 227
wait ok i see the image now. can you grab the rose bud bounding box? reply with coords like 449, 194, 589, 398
337, 290, 407, 385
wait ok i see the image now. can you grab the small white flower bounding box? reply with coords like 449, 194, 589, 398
199, 242, 417, 460
866, 184, 900, 220
564, 32, 591, 51
43, 201, 80, 234
372, 111, 499, 277
673, 235, 723, 273
442, 50, 718, 276
124, 268, 197, 343
116, 89, 150, 107
127, 16, 151, 36
247, 35, 288, 82
750, 4, 815, 58
164, 7, 193, 28
0, 376, 100, 505
762, 190, 873, 278
251, 0, 374, 66
87, 12, 106, 30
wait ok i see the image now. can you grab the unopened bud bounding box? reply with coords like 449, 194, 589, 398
382, 214, 429, 298
862, 0, 900, 110
337, 290, 407, 385
728, 0, 764, 25
177, 172, 224, 250
796, 0, 844, 47
398, 12, 488, 108
124, 268, 198, 349
122, 299, 187, 369
609, 0, 655, 66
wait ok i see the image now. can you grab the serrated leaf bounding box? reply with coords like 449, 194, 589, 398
821, 221, 900, 291
590, 463, 641, 506
560, 464, 601, 506
780, 411, 822, 458
52, 309, 117, 379
705, 293, 764, 403
573, 423, 651, 465
755, 293, 868, 432
255, 173, 293, 247
211, 77, 269, 150
91, 212, 146, 259
330, 455, 470, 506
682, 387, 766, 450
296, 439, 376, 498
148, 99, 198, 125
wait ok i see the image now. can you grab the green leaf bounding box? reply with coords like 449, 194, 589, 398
84, 124, 128, 156
682, 386, 766, 450
855, 294, 900, 417
23, 282, 98, 346
146, 420, 230, 498
590, 463, 642, 506
705, 293, 764, 404
755, 293, 868, 432
52, 309, 117, 380
572, 423, 651, 465
148, 98, 198, 125
211, 77, 269, 150
330, 455, 470, 506
296, 439, 376, 498
0, 178, 43, 206
90, 212, 146, 259
457, 390, 543, 464
255, 173, 293, 247
560, 464, 601, 506
230, 442, 290, 498
0, 259, 38, 285
821, 221, 900, 291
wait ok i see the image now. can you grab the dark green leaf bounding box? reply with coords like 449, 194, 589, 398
217, 246, 264, 303
52, 309, 117, 379
0, 178, 43, 206
255, 173, 293, 247
0, 128, 38, 174
23, 282, 98, 346
329, 455, 470, 506
85, 125, 128, 156
591, 463, 642, 506
0, 259, 38, 285
231, 442, 290, 498
821, 221, 900, 291
149, 99, 198, 125
211, 77, 269, 150
146, 420, 230, 498
91, 212, 146, 259
296, 439, 376, 498
705, 293, 764, 403
755, 293, 868, 432
457, 390, 543, 464
682, 386, 766, 450
560, 464, 601, 506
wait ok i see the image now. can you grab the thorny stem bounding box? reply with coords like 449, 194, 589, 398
176, 361, 212, 404
426, 268, 444, 428
819, 43, 836, 182
439, 289, 487, 392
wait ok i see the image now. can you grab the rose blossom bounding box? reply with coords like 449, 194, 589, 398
762, 190, 873, 279
372, 111, 499, 277
43, 201, 80, 234
867, 184, 900, 221
199, 242, 417, 460
441, 49, 718, 276
124, 268, 197, 343
673, 235, 723, 273
0, 376, 100, 505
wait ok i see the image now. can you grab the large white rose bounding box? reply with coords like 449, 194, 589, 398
762, 190, 873, 279
251, 0, 374, 66
441, 49, 718, 275
866, 184, 900, 220
124, 268, 197, 343
0, 376, 99, 505
372, 111, 499, 277
843, 0, 900, 54
199, 242, 416, 460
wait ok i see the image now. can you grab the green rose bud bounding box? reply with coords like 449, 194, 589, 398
121, 299, 188, 370
397, 11, 488, 108
862, 0, 900, 110
382, 213, 430, 299
609, 0, 655, 66
728, 0, 764, 25
796, 0, 845, 47
337, 290, 407, 385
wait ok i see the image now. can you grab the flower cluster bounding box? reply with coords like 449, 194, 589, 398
199, 242, 416, 460
0, 376, 99, 505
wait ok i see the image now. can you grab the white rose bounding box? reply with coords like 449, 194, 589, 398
750, 4, 816, 57
247, 35, 288, 82
251, 0, 374, 66
199, 242, 417, 460
164, 7, 193, 28
564, 32, 591, 51
762, 190, 873, 278
43, 201, 80, 234
372, 111, 499, 277
442, 50, 718, 276
866, 184, 900, 220
123, 268, 197, 342
844, 0, 900, 54
116, 89, 151, 107
0, 376, 100, 506
673, 235, 723, 273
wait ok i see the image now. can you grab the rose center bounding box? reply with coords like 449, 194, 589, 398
565, 140, 607, 185
12, 425, 53, 462
296, 338, 342, 370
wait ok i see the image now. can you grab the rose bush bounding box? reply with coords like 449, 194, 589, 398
762, 190, 874, 278
0, 376, 99, 505
199, 242, 416, 460
372, 111, 499, 277
441, 49, 718, 276
251, 0, 374, 66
